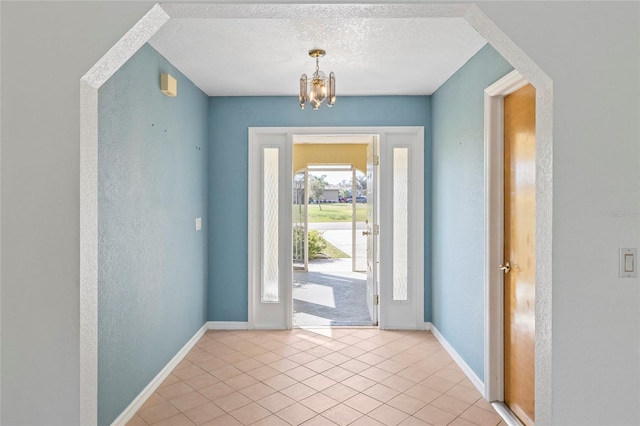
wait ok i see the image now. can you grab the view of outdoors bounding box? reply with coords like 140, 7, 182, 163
293, 170, 367, 267
292, 170, 371, 326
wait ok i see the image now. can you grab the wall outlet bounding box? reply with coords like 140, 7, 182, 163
195, 217, 202, 231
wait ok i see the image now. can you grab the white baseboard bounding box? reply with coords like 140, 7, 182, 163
423, 322, 432, 330
111, 323, 208, 426
381, 325, 423, 330
430, 324, 485, 396
207, 321, 249, 330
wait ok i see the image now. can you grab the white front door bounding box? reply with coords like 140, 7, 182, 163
249, 127, 423, 330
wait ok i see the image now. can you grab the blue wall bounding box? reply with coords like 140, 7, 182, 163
98, 44, 209, 425
431, 44, 513, 378
208, 96, 432, 321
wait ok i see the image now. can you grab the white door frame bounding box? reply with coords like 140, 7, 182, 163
484, 70, 533, 407
378, 130, 425, 330
248, 126, 424, 330
247, 130, 292, 329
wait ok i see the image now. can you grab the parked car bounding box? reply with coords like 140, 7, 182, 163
344, 196, 367, 203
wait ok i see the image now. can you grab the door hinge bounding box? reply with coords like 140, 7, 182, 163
373, 155, 380, 165
373, 224, 380, 235
374, 295, 380, 305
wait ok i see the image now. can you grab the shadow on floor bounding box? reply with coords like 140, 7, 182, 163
293, 269, 372, 326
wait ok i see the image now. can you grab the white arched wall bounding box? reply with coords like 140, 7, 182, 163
79, 3, 552, 424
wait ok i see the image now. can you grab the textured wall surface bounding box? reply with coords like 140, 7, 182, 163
0, 2, 155, 424
208, 96, 432, 322
481, 3, 639, 424
431, 44, 513, 379
98, 44, 208, 425
2, 2, 639, 425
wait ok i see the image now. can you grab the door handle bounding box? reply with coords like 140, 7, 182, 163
362, 230, 370, 236
499, 261, 511, 274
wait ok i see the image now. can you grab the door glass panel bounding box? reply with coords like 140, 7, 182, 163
393, 147, 409, 301
262, 147, 279, 302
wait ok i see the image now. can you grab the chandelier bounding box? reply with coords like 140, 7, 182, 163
299, 49, 335, 110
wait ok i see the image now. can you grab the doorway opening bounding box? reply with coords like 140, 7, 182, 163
248, 126, 425, 331
292, 165, 374, 327
485, 70, 537, 426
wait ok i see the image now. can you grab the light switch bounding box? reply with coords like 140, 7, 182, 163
619, 248, 637, 278
625, 254, 634, 272
195, 217, 202, 231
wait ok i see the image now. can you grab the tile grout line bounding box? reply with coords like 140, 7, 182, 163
129, 329, 504, 426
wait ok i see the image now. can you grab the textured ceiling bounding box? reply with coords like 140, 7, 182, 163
148, 16, 487, 97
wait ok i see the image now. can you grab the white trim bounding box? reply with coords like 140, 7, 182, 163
376, 128, 424, 330
207, 321, 249, 330
81, 5, 169, 88
79, 80, 99, 426
483, 70, 529, 402
248, 129, 291, 330
383, 324, 424, 331
485, 70, 528, 97
247, 129, 257, 329
0, 3, 3, 419
423, 322, 432, 331
284, 135, 294, 330
484, 66, 554, 423
110, 324, 208, 426
492, 402, 525, 426
431, 325, 485, 397
249, 127, 424, 331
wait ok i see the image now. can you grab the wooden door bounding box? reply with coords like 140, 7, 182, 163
504, 83, 536, 425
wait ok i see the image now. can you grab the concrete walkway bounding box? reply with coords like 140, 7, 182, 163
309, 222, 367, 272
293, 222, 371, 327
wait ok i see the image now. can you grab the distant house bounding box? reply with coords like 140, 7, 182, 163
323, 188, 339, 203
293, 184, 341, 203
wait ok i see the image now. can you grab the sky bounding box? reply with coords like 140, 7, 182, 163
307, 170, 363, 186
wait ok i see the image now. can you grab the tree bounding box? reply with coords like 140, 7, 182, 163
309, 174, 328, 210
293, 172, 305, 205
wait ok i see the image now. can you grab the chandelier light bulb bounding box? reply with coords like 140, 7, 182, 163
309, 77, 327, 110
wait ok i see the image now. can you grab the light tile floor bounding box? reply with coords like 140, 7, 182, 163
128, 329, 506, 426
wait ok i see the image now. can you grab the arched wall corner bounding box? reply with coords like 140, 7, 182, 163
79, 4, 169, 425
79, 2, 553, 424
464, 5, 553, 424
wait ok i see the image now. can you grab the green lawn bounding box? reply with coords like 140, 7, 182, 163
320, 239, 350, 259
292, 203, 367, 223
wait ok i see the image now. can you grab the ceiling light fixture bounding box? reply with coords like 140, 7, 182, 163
299, 49, 335, 110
